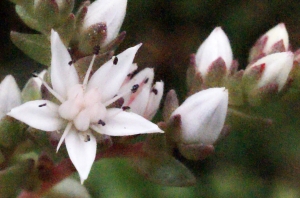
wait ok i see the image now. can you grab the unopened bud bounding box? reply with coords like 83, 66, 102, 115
195, 27, 233, 78
244, 52, 294, 92
249, 23, 289, 62
170, 88, 228, 146
81, 0, 127, 47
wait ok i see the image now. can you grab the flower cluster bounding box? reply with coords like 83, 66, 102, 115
3, 0, 300, 194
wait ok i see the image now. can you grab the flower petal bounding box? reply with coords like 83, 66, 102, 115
51, 30, 79, 99
144, 81, 164, 120
88, 44, 142, 102
7, 100, 65, 131
91, 108, 163, 136
0, 75, 21, 120
65, 129, 96, 184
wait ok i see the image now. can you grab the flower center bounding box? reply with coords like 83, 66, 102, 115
58, 84, 107, 132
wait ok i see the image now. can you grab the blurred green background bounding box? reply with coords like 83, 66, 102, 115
1, 0, 300, 197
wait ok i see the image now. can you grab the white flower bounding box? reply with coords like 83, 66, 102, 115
171, 88, 228, 145
119, 68, 164, 120
7, 30, 163, 183
0, 75, 21, 120
262, 23, 289, 54
195, 27, 233, 76
244, 52, 294, 91
82, 0, 127, 46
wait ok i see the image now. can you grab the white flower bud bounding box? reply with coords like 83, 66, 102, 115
171, 88, 228, 145
244, 52, 294, 91
195, 27, 233, 76
262, 23, 289, 54
82, 0, 127, 46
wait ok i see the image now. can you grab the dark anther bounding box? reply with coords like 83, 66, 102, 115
122, 106, 131, 111
131, 84, 139, 93
113, 56, 118, 65
130, 70, 138, 79
85, 135, 91, 142
32, 73, 38, 78
144, 78, 149, 84
93, 45, 100, 55
152, 88, 158, 95
38, 103, 47, 107
98, 119, 106, 126
68, 60, 73, 65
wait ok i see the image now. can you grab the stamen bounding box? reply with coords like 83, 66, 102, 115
144, 78, 149, 84
32, 73, 38, 78
56, 122, 72, 152
152, 88, 158, 95
113, 56, 118, 65
83, 54, 96, 86
122, 106, 130, 111
93, 45, 100, 55
131, 84, 139, 93
98, 119, 106, 126
128, 70, 138, 79
104, 89, 132, 107
32, 72, 65, 103
38, 103, 47, 107
84, 135, 91, 142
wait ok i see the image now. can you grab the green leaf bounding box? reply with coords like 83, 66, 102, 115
0, 117, 25, 148
131, 134, 196, 187
0, 160, 35, 198
131, 153, 196, 187
15, 5, 43, 33
10, 32, 51, 66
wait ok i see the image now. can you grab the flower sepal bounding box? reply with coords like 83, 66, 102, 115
178, 143, 215, 161
186, 54, 204, 95
203, 57, 228, 87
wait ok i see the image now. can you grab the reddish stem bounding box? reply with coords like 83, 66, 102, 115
18, 143, 144, 198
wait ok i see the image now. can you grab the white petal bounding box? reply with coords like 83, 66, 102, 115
7, 100, 65, 131
51, 30, 79, 99
119, 67, 154, 95
88, 44, 142, 102
144, 81, 164, 120
0, 75, 21, 120
91, 108, 163, 136
125, 86, 150, 116
65, 129, 96, 184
